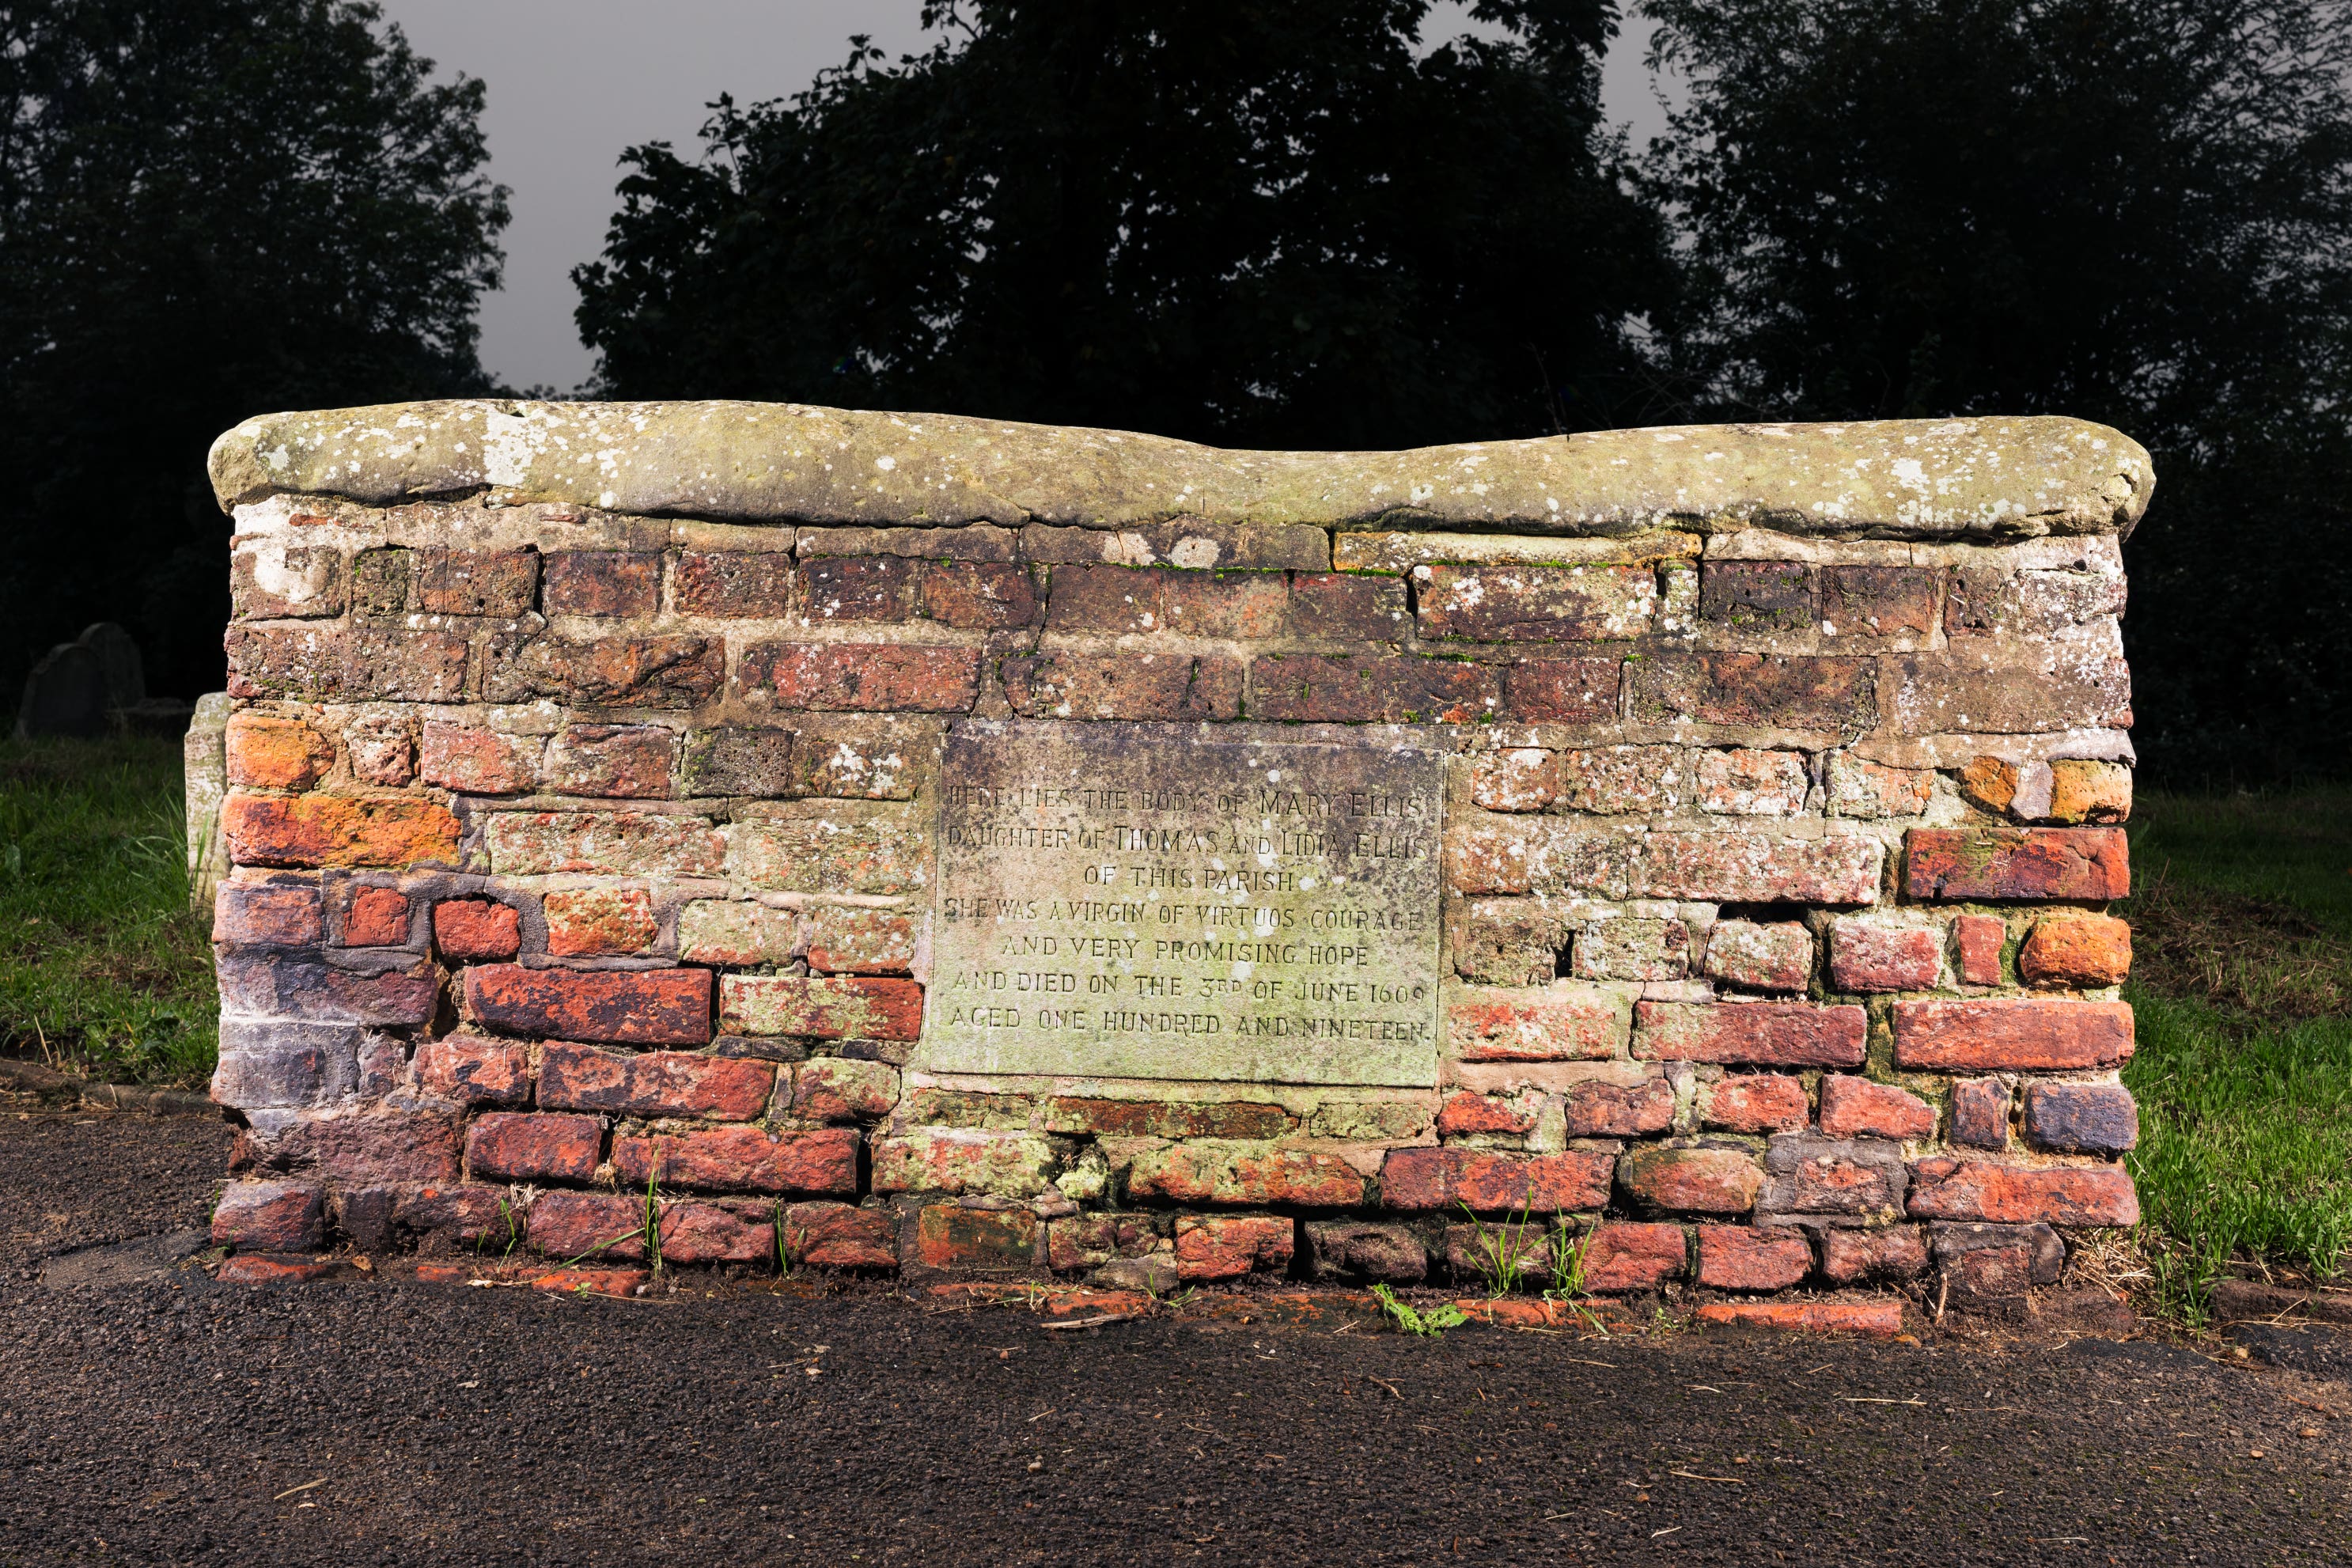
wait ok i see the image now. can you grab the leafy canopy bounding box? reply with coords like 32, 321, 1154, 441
574, 0, 1676, 449
0, 0, 506, 695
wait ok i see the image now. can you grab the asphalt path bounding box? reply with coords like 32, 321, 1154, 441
2, 1108, 2346, 1566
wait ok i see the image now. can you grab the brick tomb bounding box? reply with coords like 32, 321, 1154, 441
202, 401, 2146, 1310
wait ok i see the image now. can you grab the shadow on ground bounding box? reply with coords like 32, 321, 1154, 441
2, 1109, 2345, 1566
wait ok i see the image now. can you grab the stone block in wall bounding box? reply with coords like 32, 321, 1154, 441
1628, 831, 1881, 903
1562, 1077, 1677, 1137
680, 726, 797, 797
543, 725, 676, 799
1047, 1212, 1166, 1272
419, 721, 540, 794
1444, 816, 1637, 897
217, 952, 437, 1027
1949, 1078, 2013, 1148
676, 551, 795, 617
1952, 915, 2007, 986
1827, 919, 1942, 993
1040, 1096, 1294, 1141
1888, 651, 2131, 735
1020, 520, 1328, 571
1696, 749, 1809, 816
723, 807, 928, 896
245, 1110, 462, 1184
225, 714, 336, 790
210, 1019, 367, 1111
213, 882, 327, 948
1618, 1144, 1765, 1216
1570, 917, 1687, 982
1289, 572, 1409, 641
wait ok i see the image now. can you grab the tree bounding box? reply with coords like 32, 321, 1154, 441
1638, 0, 2352, 778
0, 0, 507, 698
574, 0, 1675, 451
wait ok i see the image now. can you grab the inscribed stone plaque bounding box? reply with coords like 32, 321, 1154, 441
925, 722, 1442, 1086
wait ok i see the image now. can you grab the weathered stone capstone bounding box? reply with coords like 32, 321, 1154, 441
200, 400, 2145, 1316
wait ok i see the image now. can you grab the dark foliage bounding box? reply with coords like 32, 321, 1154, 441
0, 0, 506, 698
574, 0, 1676, 450
1638, 0, 2352, 781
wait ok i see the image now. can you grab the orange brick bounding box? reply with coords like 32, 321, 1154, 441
223, 794, 460, 869
2018, 913, 2131, 987
543, 888, 658, 956
225, 714, 335, 790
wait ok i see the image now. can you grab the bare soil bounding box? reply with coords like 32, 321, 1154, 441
2, 1108, 2346, 1566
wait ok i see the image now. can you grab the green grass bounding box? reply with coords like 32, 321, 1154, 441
2123, 788, 2352, 1320
0, 737, 217, 1085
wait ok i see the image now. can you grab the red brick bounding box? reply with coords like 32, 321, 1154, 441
1619, 1146, 1764, 1214
913, 1206, 1040, 1271
870, 1130, 1059, 1197
1500, 657, 1623, 723
1828, 921, 1941, 991
1163, 570, 1290, 638
1046, 563, 1164, 631
1826, 754, 1934, 819
1125, 1141, 1369, 1207
1890, 653, 2131, 734
1700, 560, 1813, 631
657, 1203, 801, 1270
434, 900, 521, 960
2019, 913, 2132, 987
1563, 1078, 1677, 1137
214, 953, 439, 1026
345, 886, 412, 947
1634, 1002, 1866, 1066
1415, 562, 1654, 641
223, 794, 461, 869
1289, 573, 1408, 640
484, 811, 726, 879
1040, 1098, 1295, 1140
542, 551, 660, 617
225, 625, 470, 703
253, 1110, 460, 1183
543, 725, 676, 798
1379, 1147, 1613, 1214
393, 1184, 511, 1243
1305, 1220, 1428, 1283
613, 1126, 860, 1195
1701, 1074, 1809, 1132
1001, 650, 1242, 721
537, 1040, 767, 1119
419, 722, 539, 794
1629, 652, 1878, 729
1630, 831, 1883, 903
1444, 816, 1636, 897
212, 1181, 325, 1251
1175, 1214, 1294, 1282
1892, 998, 2133, 1071
922, 562, 1041, 629
1902, 827, 2129, 900
1819, 1225, 1929, 1283
1046, 1213, 1165, 1272
418, 547, 539, 616
1581, 1223, 1687, 1291
1820, 566, 1937, 638
528, 1191, 649, 1262
1818, 1077, 1937, 1140
217, 1255, 336, 1284
225, 714, 336, 790
1906, 1158, 2140, 1226
1467, 749, 1559, 812
1695, 1225, 1813, 1290
785, 1202, 898, 1268
676, 551, 794, 617
467, 1112, 603, 1182
413, 1034, 530, 1105
1248, 653, 1498, 723
213, 883, 324, 947
484, 633, 724, 707
466, 964, 713, 1046
1448, 986, 1627, 1062
1698, 748, 1809, 816
1696, 1300, 1903, 1336
719, 975, 924, 1041
1420, 1090, 1533, 1142
2021, 1082, 2139, 1157
1949, 1077, 2012, 1147
790, 1058, 901, 1123
740, 640, 980, 713
1952, 914, 2007, 986
1759, 1137, 1905, 1218
1703, 922, 1814, 993
799, 908, 915, 975
799, 556, 921, 623
542, 888, 658, 957
530, 1267, 649, 1298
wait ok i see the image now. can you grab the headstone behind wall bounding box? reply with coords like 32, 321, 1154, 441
78, 622, 146, 709
15, 641, 108, 739
183, 692, 233, 912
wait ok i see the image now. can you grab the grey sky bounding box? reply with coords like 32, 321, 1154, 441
377, 2, 1674, 392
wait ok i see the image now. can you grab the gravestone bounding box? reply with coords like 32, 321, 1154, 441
78, 622, 146, 710
15, 641, 108, 739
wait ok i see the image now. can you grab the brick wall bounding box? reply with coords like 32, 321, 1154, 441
201, 400, 2149, 1309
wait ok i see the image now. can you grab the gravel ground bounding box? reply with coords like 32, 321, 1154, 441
2, 1107, 2347, 1566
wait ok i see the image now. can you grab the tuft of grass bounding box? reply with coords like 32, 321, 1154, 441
2122, 788, 2352, 1320
1370, 1283, 1465, 1339
0, 737, 217, 1085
